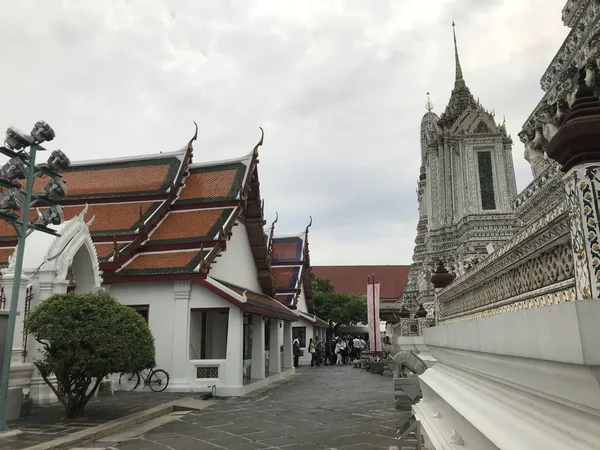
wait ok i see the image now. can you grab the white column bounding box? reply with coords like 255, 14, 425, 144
29, 272, 58, 404
169, 281, 191, 392
283, 321, 293, 369
224, 307, 243, 387
251, 315, 265, 379
269, 319, 281, 374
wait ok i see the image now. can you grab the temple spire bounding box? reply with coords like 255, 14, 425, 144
452, 21, 466, 89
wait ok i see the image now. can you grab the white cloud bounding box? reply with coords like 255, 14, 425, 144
0, 0, 569, 265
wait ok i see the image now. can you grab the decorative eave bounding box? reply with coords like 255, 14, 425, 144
241, 128, 275, 296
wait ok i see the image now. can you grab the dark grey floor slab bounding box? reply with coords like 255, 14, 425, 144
108, 365, 411, 450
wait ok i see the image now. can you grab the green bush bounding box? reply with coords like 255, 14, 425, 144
25, 290, 155, 418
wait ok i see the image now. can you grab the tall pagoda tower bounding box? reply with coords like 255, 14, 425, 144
399, 24, 519, 321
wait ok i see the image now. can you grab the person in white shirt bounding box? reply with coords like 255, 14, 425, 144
353, 336, 362, 359
334, 339, 342, 365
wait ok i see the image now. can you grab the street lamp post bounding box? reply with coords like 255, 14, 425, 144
0, 122, 70, 431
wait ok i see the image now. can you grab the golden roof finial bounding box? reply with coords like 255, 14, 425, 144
425, 92, 434, 112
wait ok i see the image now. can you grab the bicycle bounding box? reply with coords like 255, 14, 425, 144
119, 367, 170, 392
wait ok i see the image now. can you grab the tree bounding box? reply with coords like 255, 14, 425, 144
312, 274, 368, 334
24, 291, 156, 418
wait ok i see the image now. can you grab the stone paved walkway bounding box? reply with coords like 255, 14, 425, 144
107, 365, 411, 449
1, 391, 190, 450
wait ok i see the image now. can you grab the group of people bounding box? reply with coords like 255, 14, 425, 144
293, 335, 368, 368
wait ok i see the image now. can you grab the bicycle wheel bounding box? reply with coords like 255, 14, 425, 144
148, 369, 169, 392
119, 372, 140, 391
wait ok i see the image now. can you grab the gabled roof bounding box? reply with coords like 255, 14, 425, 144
311, 265, 410, 302
268, 219, 314, 313
0, 128, 276, 291
205, 278, 298, 322
34, 151, 185, 202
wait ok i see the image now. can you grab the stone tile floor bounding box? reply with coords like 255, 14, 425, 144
103, 365, 412, 449
1, 391, 190, 450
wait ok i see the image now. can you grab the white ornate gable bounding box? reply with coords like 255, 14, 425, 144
6, 205, 102, 289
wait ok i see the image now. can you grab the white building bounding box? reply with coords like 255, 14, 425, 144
407, 2, 600, 449
1, 130, 302, 403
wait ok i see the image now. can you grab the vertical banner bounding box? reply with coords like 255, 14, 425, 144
366, 281, 382, 353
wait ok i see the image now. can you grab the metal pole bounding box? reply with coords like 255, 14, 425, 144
0, 144, 38, 431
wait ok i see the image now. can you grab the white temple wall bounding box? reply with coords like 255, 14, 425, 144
71, 245, 97, 294
209, 221, 262, 292
109, 282, 176, 376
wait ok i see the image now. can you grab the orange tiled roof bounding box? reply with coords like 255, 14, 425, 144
62, 202, 160, 237
272, 266, 301, 291
118, 249, 207, 275
148, 208, 234, 244
272, 236, 304, 262
178, 162, 246, 204
0, 247, 14, 266
32, 155, 182, 199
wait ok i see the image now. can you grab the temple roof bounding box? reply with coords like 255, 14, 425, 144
311, 265, 410, 302
209, 278, 298, 322
437, 23, 477, 130
0, 129, 275, 291
269, 225, 314, 312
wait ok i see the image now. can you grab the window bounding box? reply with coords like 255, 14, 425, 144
477, 151, 496, 210
129, 305, 149, 323
293, 326, 306, 348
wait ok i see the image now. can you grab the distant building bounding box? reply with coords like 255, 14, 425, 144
311, 265, 410, 323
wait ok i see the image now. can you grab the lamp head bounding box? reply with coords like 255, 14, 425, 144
33, 205, 64, 227
0, 188, 22, 213
47, 149, 70, 172
5, 126, 34, 151
0, 157, 27, 181
30, 121, 55, 144
44, 176, 68, 200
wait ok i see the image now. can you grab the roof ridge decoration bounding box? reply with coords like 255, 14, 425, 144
426, 92, 434, 112
303, 215, 312, 261
267, 212, 279, 265
252, 127, 265, 158
187, 121, 198, 153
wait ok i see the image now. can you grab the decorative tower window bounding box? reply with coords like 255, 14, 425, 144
477, 151, 496, 210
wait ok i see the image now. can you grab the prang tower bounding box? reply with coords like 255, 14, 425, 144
399, 24, 519, 316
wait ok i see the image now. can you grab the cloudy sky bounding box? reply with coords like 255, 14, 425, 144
0, 0, 569, 265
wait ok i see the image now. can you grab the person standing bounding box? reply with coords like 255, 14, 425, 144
309, 338, 317, 367
335, 338, 342, 365
293, 338, 301, 368
315, 336, 322, 367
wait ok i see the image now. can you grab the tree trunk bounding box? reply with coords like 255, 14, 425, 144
66, 396, 86, 419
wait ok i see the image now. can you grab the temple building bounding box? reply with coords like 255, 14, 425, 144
409, 2, 600, 448
397, 23, 519, 332
1, 127, 306, 403
268, 220, 328, 366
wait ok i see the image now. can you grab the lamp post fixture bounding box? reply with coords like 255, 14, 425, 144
431, 261, 455, 326
0, 122, 70, 432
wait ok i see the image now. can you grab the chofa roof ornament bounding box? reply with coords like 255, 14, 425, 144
252, 127, 264, 158
187, 121, 198, 152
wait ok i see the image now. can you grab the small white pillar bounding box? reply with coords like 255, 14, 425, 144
269, 319, 281, 374
169, 281, 192, 391
225, 307, 244, 387
283, 321, 293, 369
251, 315, 265, 379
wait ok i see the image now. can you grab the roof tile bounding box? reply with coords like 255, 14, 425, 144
33, 156, 182, 199
272, 266, 300, 291
149, 208, 233, 245
272, 237, 303, 263
178, 163, 246, 204
119, 250, 207, 275
311, 265, 410, 301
